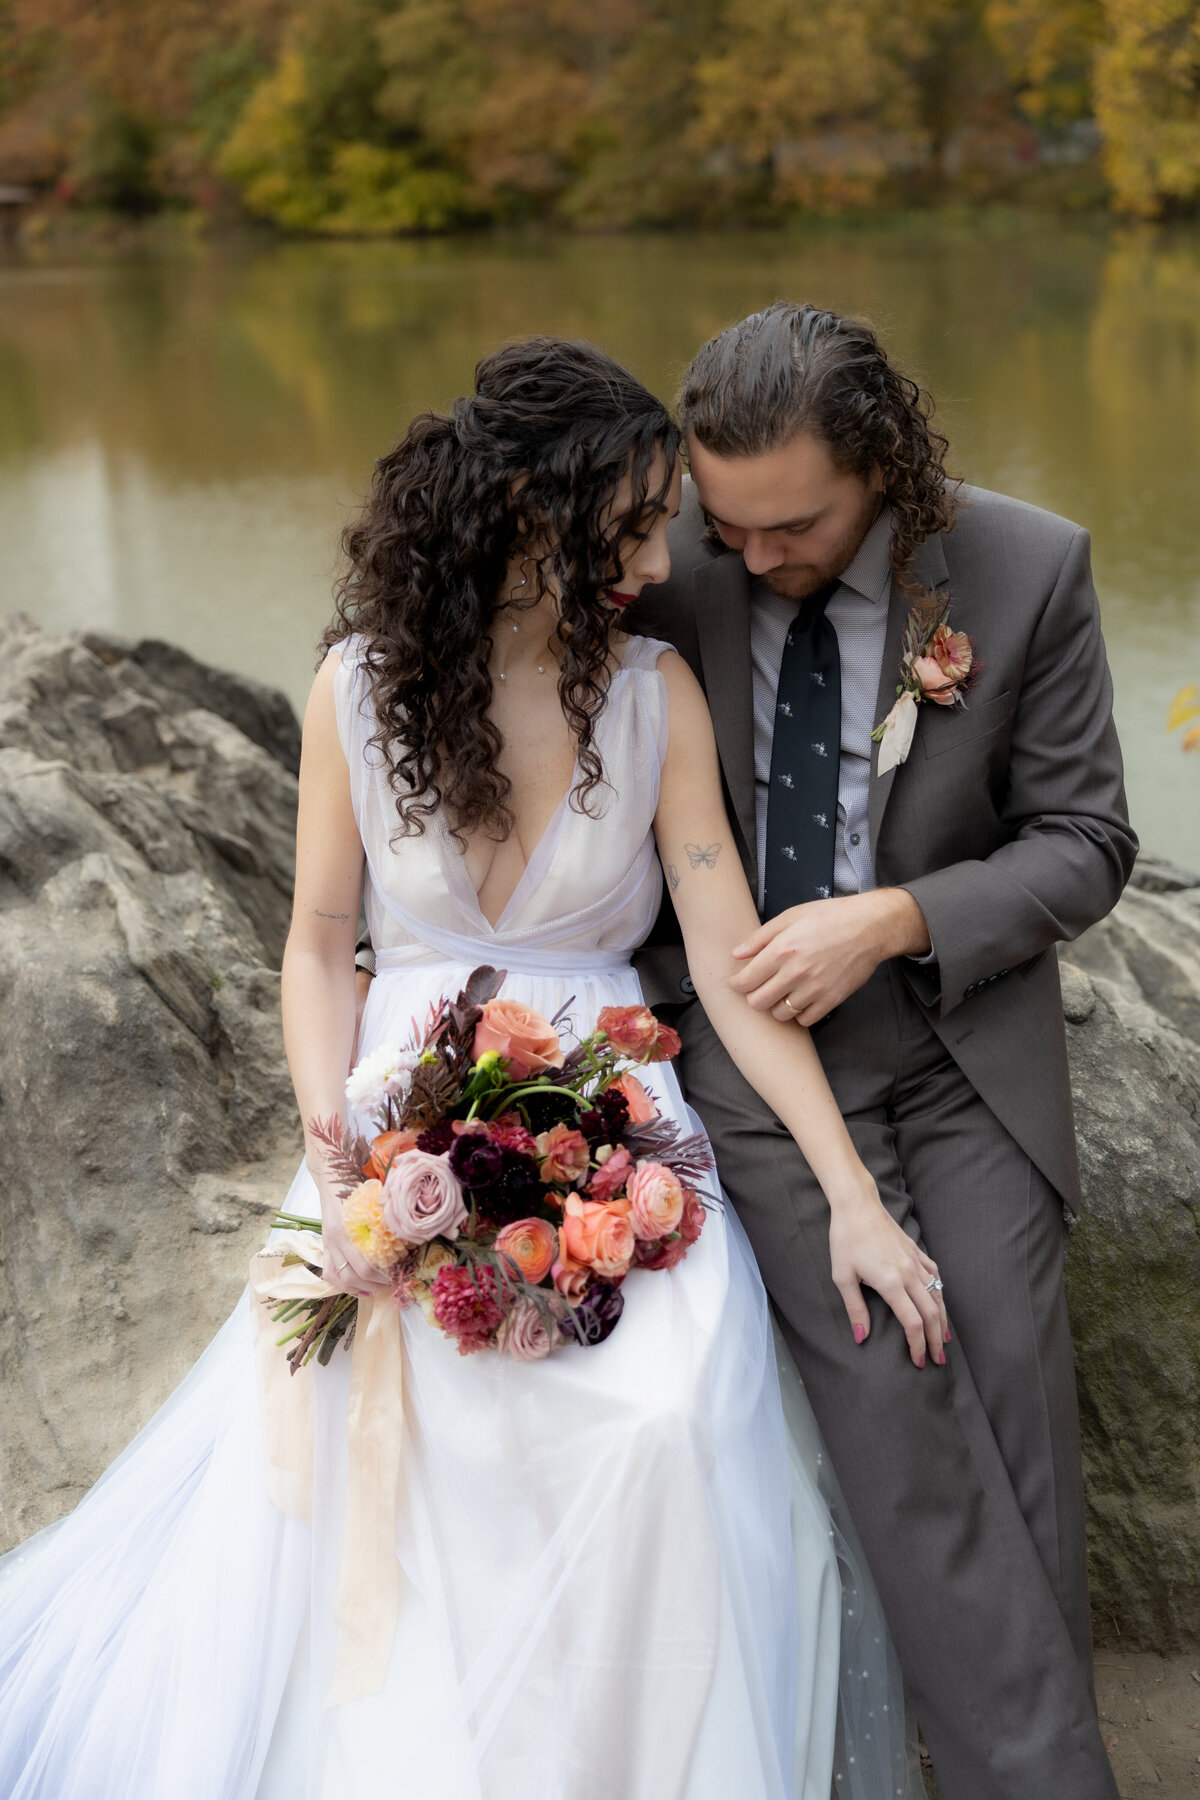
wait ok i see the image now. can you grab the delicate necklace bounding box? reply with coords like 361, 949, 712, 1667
498, 618, 552, 678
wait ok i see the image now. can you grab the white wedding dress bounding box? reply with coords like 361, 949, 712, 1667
0, 635, 914, 1800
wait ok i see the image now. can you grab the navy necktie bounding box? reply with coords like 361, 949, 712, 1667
763, 581, 841, 916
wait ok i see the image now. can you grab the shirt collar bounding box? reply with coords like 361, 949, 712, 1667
837, 504, 893, 606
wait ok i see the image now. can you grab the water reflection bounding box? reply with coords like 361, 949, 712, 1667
0, 223, 1197, 862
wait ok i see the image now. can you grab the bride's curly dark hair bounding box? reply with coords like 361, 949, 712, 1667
323, 337, 679, 843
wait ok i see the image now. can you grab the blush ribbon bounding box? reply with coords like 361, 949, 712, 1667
250, 1232, 405, 1708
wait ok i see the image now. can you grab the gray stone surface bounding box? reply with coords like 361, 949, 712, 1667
1062, 855, 1200, 1651
0, 616, 303, 1551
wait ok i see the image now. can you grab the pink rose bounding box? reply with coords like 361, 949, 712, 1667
381, 1150, 468, 1244
627, 1160, 685, 1240
495, 1216, 558, 1283
909, 654, 961, 705
498, 1298, 561, 1361
473, 999, 563, 1079
560, 1194, 635, 1280
551, 1256, 591, 1300
588, 1143, 633, 1204
536, 1122, 591, 1186
609, 1073, 658, 1123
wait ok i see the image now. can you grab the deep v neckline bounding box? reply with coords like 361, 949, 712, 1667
443, 749, 582, 935
443, 657, 637, 934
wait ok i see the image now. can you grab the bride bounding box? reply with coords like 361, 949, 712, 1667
0, 337, 940, 1799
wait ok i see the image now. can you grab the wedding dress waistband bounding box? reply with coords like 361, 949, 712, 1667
373, 944, 636, 980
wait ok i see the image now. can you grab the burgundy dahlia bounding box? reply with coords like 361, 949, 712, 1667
430, 1264, 504, 1355
449, 1133, 506, 1190
417, 1120, 456, 1156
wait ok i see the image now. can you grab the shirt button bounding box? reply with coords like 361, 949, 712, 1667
849, 832, 861, 846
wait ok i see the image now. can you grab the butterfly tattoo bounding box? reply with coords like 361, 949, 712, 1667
685, 842, 722, 870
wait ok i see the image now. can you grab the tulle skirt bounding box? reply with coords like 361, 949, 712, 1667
0, 957, 916, 1800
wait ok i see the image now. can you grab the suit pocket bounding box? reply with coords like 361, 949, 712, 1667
921, 690, 1013, 759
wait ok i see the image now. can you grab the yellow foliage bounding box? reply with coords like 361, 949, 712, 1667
1095, 0, 1200, 215
1167, 685, 1200, 733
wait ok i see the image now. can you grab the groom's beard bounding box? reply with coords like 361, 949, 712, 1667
763, 488, 883, 601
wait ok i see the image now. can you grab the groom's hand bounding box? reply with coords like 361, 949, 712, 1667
731, 889, 931, 1025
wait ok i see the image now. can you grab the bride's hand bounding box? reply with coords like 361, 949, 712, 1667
827, 1187, 949, 1368
314, 1175, 378, 1298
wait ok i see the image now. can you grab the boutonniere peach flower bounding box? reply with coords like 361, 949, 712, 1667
873, 598, 977, 775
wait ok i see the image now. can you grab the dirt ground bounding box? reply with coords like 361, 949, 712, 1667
919, 1651, 1200, 1800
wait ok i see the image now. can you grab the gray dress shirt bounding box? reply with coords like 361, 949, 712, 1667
751, 507, 893, 909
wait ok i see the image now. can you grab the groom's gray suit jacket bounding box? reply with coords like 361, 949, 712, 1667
627, 480, 1138, 1213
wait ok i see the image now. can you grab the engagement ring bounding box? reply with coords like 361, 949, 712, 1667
924, 1276, 944, 1293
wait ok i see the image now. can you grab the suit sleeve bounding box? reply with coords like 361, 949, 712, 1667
899, 526, 1138, 1017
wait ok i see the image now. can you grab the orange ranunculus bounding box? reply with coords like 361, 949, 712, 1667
596, 1004, 659, 1059
610, 1073, 658, 1123
536, 1122, 591, 1186
560, 1193, 635, 1280
495, 1216, 558, 1284
647, 1021, 682, 1062
627, 1160, 685, 1240
473, 998, 563, 1079
366, 1129, 420, 1182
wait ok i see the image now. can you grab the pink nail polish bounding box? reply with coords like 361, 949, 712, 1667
944, 1328, 953, 1342
918, 1355, 926, 1369
936, 1350, 946, 1366
853, 1323, 867, 1344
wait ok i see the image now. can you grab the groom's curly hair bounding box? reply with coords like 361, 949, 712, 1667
323, 338, 678, 844
678, 302, 957, 596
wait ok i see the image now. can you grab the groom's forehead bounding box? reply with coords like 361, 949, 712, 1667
686, 434, 848, 526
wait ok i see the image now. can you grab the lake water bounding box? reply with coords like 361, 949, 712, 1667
1, 221, 1197, 865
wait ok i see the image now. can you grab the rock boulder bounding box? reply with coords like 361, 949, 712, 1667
0, 616, 303, 1550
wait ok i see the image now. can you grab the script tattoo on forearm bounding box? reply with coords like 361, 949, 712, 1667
313, 908, 351, 922
666, 862, 680, 893
684, 842, 721, 871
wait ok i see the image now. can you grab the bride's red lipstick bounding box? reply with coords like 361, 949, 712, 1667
603, 590, 639, 611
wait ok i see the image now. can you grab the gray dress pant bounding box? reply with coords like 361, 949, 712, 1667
676, 962, 1118, 1800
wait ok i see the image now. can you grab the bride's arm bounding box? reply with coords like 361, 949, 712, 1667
280, 652, 375, 1291
652, 651, 947, 1368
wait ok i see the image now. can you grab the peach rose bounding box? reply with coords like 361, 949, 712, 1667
596, 1004, 659, 1060
473, 998, 563, 1079
627, 1160, 685, 1240
930, 622, 973, 683
909, 655, 961, 705
341, 1178, 408, 1271
536, 1123, 591, 1187
560, 1194, 635, 1280
365, 1128, 419, 1182
495, 1216, 558, 1283
588, 1143, 633, 1204
611, 1073, 658, 1123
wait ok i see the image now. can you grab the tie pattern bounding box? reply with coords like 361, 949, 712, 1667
763, 581, 841, 916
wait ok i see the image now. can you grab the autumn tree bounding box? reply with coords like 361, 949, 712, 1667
1094, 0, 1200, 215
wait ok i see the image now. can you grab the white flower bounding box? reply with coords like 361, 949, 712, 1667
345, 1045, 418, 1115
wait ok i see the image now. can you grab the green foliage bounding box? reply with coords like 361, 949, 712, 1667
1, 0, 1199, 228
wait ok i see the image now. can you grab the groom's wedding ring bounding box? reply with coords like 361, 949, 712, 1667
783, 995, 800, 1016
924, 1275, 944, 1293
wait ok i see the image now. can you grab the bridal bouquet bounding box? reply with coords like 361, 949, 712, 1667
267, 967, 711, 1369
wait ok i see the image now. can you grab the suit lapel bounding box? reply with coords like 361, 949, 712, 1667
868, 531, 950, 861
693, 554, 757, 877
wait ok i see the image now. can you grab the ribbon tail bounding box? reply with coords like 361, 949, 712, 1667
324, 1294, 407, 1707
250, 1242, 323, 1523
876, 691, 919, 777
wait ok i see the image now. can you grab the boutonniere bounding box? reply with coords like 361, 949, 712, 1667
872, 596, 977, 776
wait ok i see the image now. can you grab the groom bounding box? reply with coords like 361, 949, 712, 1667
628, 303, 1134, 1800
